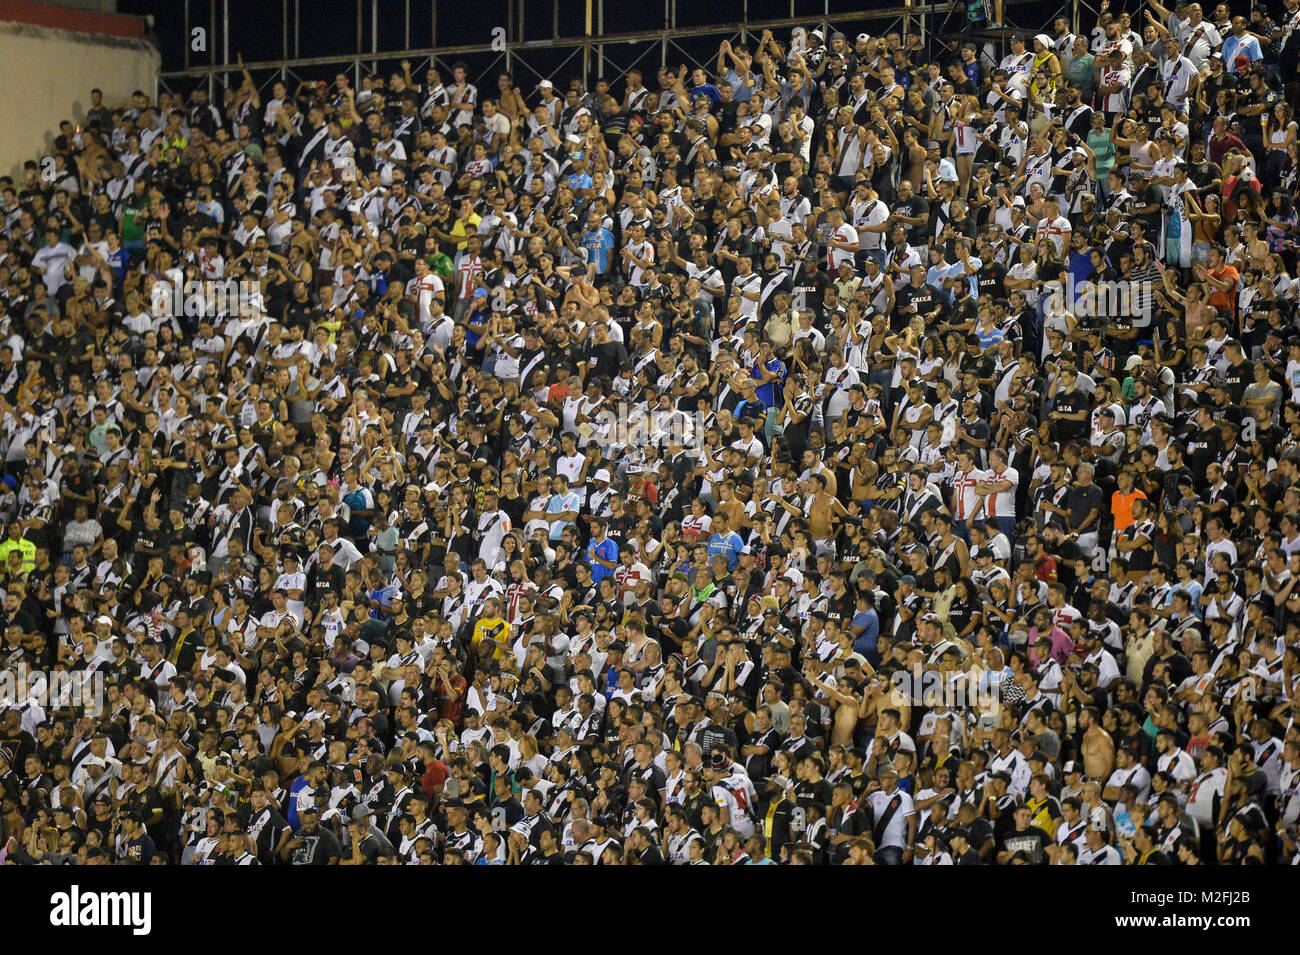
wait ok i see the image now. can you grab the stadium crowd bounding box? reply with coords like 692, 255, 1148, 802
1, 3, 1300, 867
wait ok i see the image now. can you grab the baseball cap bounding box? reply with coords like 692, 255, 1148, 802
538, 79, 554, 90
856, 32, 871, 44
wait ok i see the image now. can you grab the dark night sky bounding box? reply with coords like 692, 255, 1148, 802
115, 0, 1065, 88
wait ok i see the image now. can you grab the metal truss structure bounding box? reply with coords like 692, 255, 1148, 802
158, 0, 1085, 104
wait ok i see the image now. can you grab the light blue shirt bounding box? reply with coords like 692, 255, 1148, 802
956, 255, 982, 298
546, 490, 582, 541
707, 530, 745, 570
724, 68, 755, 102
1221, 33, 1262, 71
926, 261, 962, 302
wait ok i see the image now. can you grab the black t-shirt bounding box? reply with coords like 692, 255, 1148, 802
288, 824, 342, 864
351, 827, 397, 863
119, 833, 157, 864
1067, 483, 1104, 533
998, 824, 1047, 863
1133, 184, 1163, 236
1219, 358, 1251, 404
976, 259, 1007, 300
895, 281, 940, 325
1051, 388, 1088, 442
526, 848, 567, 864
894, 195, 931, 244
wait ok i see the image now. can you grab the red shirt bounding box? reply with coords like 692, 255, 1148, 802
436, 672, 468, 725
1208, 132, 1247, 169
1034, 554, 1059, 583
420, 758, 450, 800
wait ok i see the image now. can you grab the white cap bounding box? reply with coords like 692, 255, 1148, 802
856, 33, 871, 44
538, 79, 553, 90
594, 468, 612, 483
95, 615, 113, 626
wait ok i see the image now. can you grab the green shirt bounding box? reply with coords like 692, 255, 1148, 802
428, 252, 454, 280
121, 196, 148, 241
1087, 128, 1116, 178
1068, 53, 1096, 100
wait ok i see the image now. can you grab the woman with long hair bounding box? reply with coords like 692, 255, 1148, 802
1263, 102, 1297, 190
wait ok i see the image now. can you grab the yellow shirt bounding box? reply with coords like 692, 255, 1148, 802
450, 214, 483, 251
0, 536, 36, 572
472, 617, 509, 660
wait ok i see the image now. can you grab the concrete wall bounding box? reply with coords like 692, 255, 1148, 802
0, 20, 159, 180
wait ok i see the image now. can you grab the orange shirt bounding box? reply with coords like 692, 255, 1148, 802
1207, 264, 1239, 313
1111, 488, 1147, 532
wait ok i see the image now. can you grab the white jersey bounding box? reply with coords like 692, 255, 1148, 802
711, 770, 757, 838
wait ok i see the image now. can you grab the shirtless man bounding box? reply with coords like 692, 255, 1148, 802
1078, 705, 1116, 782
807, 472, 851, 554
847, 443, 874, 506
715, 480, 750, 532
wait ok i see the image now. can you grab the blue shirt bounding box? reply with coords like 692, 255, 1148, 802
977, 326, 1006, 351
723, 68, 755, 101
956, 255, 981, 298
707, 530, 744, 570
926, 262, 961, 302
197, 199, 225, 226
1222, 34, 1262, 71
367, 583, 400, 618
466, 304, 490, 348
106, 247, 130, 281
286, 775, 309, 830
851, 608, 880, 656
565, 170, 593, 195
689, 82, 722, 103
1068, 250, 1094, 304
751, 357, 785, 407
580, 227, 615, 273
547, 491, 582, 541
586, 536, 619, 583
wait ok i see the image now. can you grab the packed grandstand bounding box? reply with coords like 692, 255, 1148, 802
0, 2, 1299, 867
